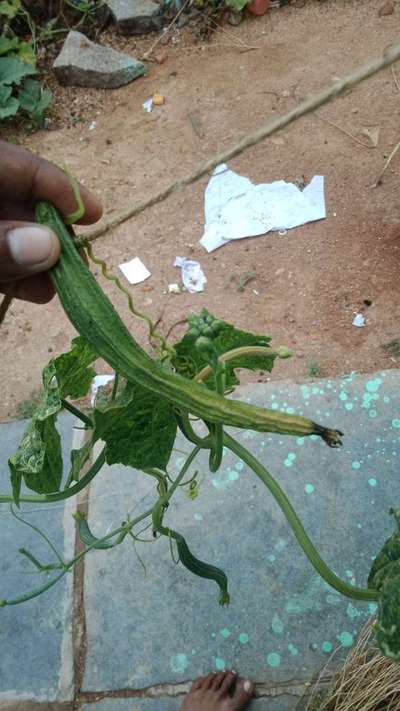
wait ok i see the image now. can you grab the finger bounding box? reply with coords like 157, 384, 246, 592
0, 141, 102, 225
190, 676, 205, 691
0, 273, 56, 304
0, 221, 60, 282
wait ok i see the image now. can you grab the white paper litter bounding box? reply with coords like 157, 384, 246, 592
174, 256, 207, 293
352, 313, 365, 328
91, 375, 114, 406
119, 257, 151, 284
200, 164, 326, 252
168, 282, 181, 294
143, 98, 153, 113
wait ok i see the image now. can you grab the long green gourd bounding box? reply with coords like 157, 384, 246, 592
35, 201, 342, 445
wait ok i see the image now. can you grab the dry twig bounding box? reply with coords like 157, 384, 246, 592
371, 139, 400, 187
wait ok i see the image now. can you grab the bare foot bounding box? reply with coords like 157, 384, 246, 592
182, 671, 254, 710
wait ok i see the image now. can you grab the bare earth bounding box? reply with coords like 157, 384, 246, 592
2, 0, 400, 421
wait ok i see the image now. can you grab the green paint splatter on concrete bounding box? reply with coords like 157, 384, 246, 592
284, 452, 296, 467
215, 657, 226, 671
275, 539, 287, 552
288, 644, 298, 655
228, 470, 239, 481
345, 570, 353, 578
271, 402, 279, 410
339, 392, 348, 401
305, 483, 315, 494
194, 513, 203, 521
266, 652, 281, 668
362, 392, 379, 409
337, 631, 353, 647
296, 437, 305, 446
271, 614, 284, 635
368, 478, 378, 487
220, 628, 231, 639
322, 641, 333, 653
286, 407, 295, 414
170, 654, 189, 673
301, 385, 310, 400
392, 419, 400, 429
352, 461, 361, 470
366, 378, 382, 393
239, 633, 249, 644
369, 409, 377, 418
368, 603, 378, 615
235, 461, 244, 471
326, 594, 340, 605
286, 576, 327, 614
384, 396, 390, 403
345, 402, 354, 411
266, 554, 276, 562
346, 603, 361, 619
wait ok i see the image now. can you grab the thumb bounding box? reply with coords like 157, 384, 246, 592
0, 222, 60, 283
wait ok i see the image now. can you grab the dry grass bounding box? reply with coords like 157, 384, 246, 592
305, 622, 400, 711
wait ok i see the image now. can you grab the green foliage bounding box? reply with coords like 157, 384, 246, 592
93, 380, 177, 470
173, 308, 277, 391
53, 336, 97, 399
0, 1, 52, 125
368, 509, 400, 660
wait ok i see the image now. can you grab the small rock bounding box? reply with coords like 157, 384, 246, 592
53, 31, 146, 89
275, 268, 285, 276
107, 0, 162, 35
378, 0, 394, 15
281, 89, 291, 98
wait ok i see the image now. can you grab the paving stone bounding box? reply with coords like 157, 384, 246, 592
107, 0, 163, 35
82, 371, 399, 693
0, 415, 76, 702
53, 31, 146, 89
80, 695, 301, 710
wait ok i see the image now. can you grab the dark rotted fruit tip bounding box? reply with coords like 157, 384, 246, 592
314, 424, 344, 447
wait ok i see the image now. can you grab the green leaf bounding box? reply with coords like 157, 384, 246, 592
93, 381, 177, 470
224, 0, 248, 10
0, 36, 36, 64
0, 0, 21, 19
0, 56, 36, 85
69, 440, 92, 483
172, 311, 276, 391
52, 336, 97, 399
369, 509, 400, 660
18, 78, 52, 124
0, 82, 18, 118
8, 363, 63, 500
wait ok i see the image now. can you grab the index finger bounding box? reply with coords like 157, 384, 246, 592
0, 141, 103, 225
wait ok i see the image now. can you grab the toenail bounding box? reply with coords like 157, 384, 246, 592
244, 680, 253, 693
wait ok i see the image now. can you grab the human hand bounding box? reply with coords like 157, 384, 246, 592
0, 141, 102, 304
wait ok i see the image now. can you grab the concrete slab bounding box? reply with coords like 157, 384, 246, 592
0, 414, 76, 702
80, 695, 300, 711
82, 370, 399, 695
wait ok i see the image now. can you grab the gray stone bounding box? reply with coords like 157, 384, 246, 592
107, 0, 162, 35
0, 415, 76, 702
82, 371, 399, 694
80, 695, 301, 710
53, 31, 146, 89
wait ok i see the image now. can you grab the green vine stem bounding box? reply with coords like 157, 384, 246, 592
0, 506, 154, 607
194, 345, 291, 384
0, 447, 106, 505
223, 432, 378, 602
